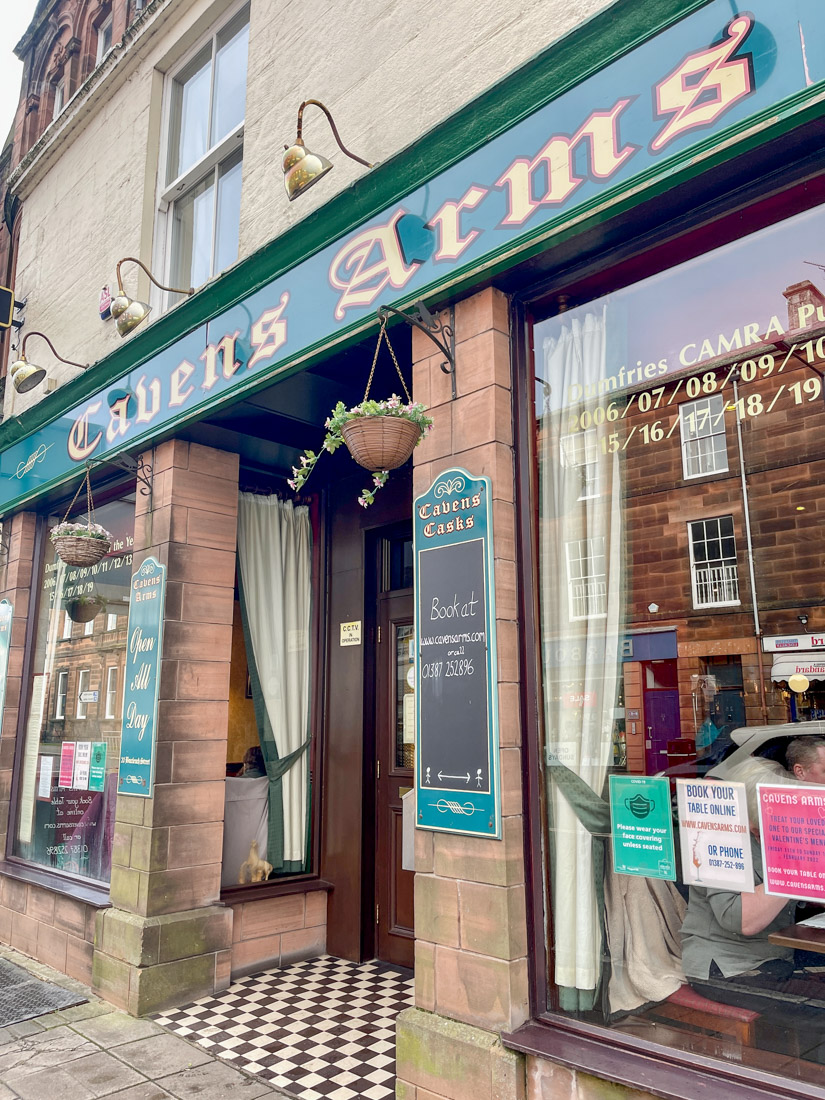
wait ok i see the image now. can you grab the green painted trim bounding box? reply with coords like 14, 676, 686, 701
0, 0, 710, 457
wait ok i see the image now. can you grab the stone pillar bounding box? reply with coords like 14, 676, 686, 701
396, 288, 528, 1100
0, 513, 38, 856
93, 440, 239, 1015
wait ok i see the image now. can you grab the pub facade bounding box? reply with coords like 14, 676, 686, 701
2, 1, 825, 1098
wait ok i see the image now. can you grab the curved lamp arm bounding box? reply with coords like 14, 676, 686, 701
21, 331, 86, 369
295, 99, 374, 168
115, 256, 194, 298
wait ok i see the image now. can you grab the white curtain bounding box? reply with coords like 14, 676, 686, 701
236, 494, 311, 866
539, 306, 624, 1005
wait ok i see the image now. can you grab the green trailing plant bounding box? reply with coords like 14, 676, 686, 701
50, 520, 112, 543
288, 396, 433, 507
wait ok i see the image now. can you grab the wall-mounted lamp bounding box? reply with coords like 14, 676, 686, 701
9, 332, 87, 393
110, 257, 193, 337
282, 99, 374, 201
799, 614, 809, 627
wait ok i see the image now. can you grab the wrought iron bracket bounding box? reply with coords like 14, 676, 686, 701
88, 452, 152, 496
377, 301, 457, 400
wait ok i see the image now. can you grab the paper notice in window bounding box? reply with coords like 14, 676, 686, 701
403, 693, 415, 744
17, 673, 47, 844
59, 742, 76, 788
73, 741, 91, 790
37, 755, 53, 800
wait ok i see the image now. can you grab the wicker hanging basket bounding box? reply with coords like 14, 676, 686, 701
52, 534, 111, 568
340, 415, 422, 471
50, 468, 112, 567
65, 596, 106, 623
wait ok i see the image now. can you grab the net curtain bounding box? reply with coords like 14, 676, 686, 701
236, 493, 312, 872
539, 306, 625, 1011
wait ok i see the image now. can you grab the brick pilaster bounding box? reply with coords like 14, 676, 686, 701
397, 288, 528, 1100
93, 440, 239, 1014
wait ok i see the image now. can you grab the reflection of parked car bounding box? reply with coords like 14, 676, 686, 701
708, 721, 825, 780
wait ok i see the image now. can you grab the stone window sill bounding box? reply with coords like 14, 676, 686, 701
220, 876, 332, 906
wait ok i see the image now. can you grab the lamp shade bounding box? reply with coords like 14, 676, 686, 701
115, 297, 152, 337
283, 143, 333, 201
10, 356, 46, 393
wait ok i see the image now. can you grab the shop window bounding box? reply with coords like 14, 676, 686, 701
688, 516, 740, 608
104, 666, 118, 719
12, 494, 135, 885
157, 4, 249, 305
55, 672, 68, 720
531, 196, 825, 1078
680, 395, 728, 478
565, 536, 607, 620
95, 14, 113, 65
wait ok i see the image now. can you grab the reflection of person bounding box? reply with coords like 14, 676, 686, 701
696, 708, 731, 754
241, 745, 266, 777
681, 754, 825, 1057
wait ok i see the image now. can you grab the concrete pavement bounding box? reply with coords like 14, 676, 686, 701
0, 946, 290, 1099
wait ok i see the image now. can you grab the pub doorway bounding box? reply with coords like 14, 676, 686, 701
369, 525, 415, 969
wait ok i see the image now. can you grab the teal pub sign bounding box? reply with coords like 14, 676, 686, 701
117, 556, 166, 797
0, 600, 12, 723
414, 469, 500, 838
1, 0, 823, 516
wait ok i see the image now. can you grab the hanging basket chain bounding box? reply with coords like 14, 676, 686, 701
60, 467, 96, 530
363, 317, 412, 405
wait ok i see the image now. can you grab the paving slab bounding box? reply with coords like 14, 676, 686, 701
71, 1012, 164, 1047
113, 1033, 213, 1079
0, 1025, 98, 1082
57, 1002, 114, 1024
4, 1020, 44, 1038
158, 1059, 274, 1098
9, 1064, 96, 1100
100, 1085, 176, 1100
60, 1049, 145, 1096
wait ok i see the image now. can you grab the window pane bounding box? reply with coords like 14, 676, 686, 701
13, 496, 134, 884
533, 196, 825, 1075
211, 8, 249, 145
214, 149, 243, 275
167, 46, 211, 182
170, 172, 214, 293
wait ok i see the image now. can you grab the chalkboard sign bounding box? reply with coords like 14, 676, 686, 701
414, 469, 500, 837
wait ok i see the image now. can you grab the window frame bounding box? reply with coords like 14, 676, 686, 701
564, 535, 608, 621
152, 0, 249, 310
76, 669, 90, 719
105, 665, 118, 719
679, 394, 729, 479
96, 13, 113, 65
52, 80, 65, 122
55, 671, 68, 720
687, 515, 740, 609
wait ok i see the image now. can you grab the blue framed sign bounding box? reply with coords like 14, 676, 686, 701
414, 469, 500, 837
117, 556, 166, 797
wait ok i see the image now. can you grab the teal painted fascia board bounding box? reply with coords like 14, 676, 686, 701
0, 0, 710, 455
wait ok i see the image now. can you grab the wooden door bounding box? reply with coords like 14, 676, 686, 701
375, 590, 415, 968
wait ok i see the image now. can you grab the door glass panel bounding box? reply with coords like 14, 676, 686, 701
396, 624, 415, 769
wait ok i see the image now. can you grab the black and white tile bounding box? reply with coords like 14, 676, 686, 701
154, 955, 414, 1100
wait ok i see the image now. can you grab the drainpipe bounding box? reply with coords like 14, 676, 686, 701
731, 371, 769, 723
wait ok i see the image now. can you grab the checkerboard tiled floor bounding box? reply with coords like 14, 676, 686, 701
154, 955, 414, 1100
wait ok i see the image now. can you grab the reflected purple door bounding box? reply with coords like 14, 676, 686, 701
643, 689, 681, 775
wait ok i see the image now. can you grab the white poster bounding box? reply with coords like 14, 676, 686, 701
677, 777, 754, 892
37, 755, 53, 800
73, 741, 92, 790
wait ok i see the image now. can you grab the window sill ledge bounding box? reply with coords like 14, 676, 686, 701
503, 1016, 825, 1100
0, 860, 111, 909
220, 876, 333, 906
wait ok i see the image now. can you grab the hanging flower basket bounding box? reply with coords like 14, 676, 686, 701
340, 410, 422, 471
50, 469, 112, 566
65, 595, 106, 623
288, 320, 434, 507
